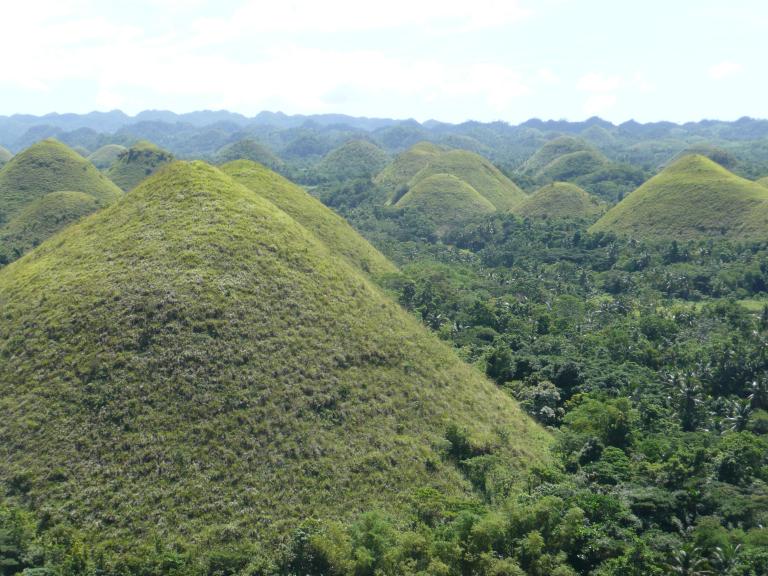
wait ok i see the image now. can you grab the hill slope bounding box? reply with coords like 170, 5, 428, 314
757, 176, 768, 188
87, 144, 127, 170
222, 160, 397, 276
591, 155, 768, 240
106, 140, 174, 191
518, 182, 603, 220
0, 161, 549, 551
520, 136, 596, 176
0, 191, 99, 262
213, 139, 285, 173
0, 139, 121, 224
314, 139, 389, 182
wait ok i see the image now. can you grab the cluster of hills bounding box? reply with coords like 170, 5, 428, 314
0, 138, 550, 552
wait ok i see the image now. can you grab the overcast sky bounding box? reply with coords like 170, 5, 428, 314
0, 0, 765, 123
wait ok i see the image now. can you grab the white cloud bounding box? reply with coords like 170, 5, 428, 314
577, 73, 623, 93
536, 68, 559, 85
709, 61, 744, 80
583, 93, 617, 117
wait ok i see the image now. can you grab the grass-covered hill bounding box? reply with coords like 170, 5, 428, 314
87, 144, 127, 170
313, 139, 389, 182
373, 141, 445, 194
757, 176, 768, 188
106, 140, 174, 191
590, 154, 768, 240
0, 139, 121, 224
517, 182, 603, 220
221, 159, 397, 276
0, 161, 550, 553
520, 136, 610, 182
0, 145, 12, 167
0, 191, 99, 262
213, 138, 285, 173
396, 173, 496, 235
407, 149, 528, 211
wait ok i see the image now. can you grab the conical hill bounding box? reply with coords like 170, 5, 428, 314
518, 182, 603, 219
0, 139, 121, 223
0, 161, 549, 549
590, 154, 768, 240
106, 140, 174, 191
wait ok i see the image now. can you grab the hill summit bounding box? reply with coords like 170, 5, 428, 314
0, 161, 549, 551
314, 139, 389, 182
0, 139, 121, 224
213, 138, 285, 173
590, 154, 768, 240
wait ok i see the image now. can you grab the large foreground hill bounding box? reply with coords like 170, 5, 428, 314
0, 161, 549, 549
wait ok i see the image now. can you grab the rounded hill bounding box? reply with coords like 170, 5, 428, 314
408, 149, 527, 211
0, 191, 99, 263
373, 141, 445, 194
395, 173, 496, 235
0, 161, 550, 550
106, 140, 174, 191
213, 139, 285, 173
0, 139, 121, 224
314, 139, 389, 182
590, 154, 768, 240
221, 159, 397, 276
87, 144, 128, 170
520, 136, 595, 176
518, 182, 603, 220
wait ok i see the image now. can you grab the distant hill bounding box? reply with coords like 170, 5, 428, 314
0, 145, 12, 167
396, 173, 496, 235
518, 182, 603, 220
0, 161, 549, 553
87, 144, 127, 170
106, 140, 174, 191
213, 139, 285, 173
222, 160, 397, 276
407, 149, 527, 211
373, 141, 445, 194
313, 139, 389, 182
0, 191, 98, 263
0, 139, 121, 225
590, 154, 768, 240
520, 136, 609, 181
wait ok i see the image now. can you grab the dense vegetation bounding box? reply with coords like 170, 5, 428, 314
87, 144, 128, 170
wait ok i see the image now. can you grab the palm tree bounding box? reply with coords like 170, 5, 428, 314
722, 398, 752, 433
710, 543, 741, 575
670, 372, 704, 432
664, 546, 712, 576
748, 377, 768, 409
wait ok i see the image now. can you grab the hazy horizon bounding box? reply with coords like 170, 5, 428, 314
2, 0, 765, 124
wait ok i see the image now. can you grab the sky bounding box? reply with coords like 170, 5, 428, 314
0, 0, 765, 124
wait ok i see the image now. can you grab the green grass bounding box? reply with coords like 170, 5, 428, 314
221, 159, 398, 277
373, 141, 445, 194
106, 140, 174, 191
757, 176, 768, 188
314, 139, 389, 182
0, 191, 99, 262
396, 173, 496, 235
517, 182, 603, 220
87, 144, 127, 170
0, 145, 12, 167
591, 154, 768, 240
0, 139, 121, 224
408, 149, 528, 211
0, 160, 550, 551
213, 139, 285, 173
